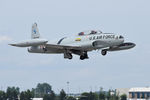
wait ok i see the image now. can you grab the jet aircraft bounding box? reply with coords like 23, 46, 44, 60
10, 23, 136, 60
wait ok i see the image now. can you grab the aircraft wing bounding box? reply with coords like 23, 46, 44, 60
45, 44, 83, 50
45, 40, 110, 51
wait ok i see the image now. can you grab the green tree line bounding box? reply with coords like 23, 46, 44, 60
0, 83, 127, 100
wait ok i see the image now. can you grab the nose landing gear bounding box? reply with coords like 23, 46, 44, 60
101, 50, 107, 56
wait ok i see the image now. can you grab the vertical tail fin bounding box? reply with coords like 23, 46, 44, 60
31, 23, 40, 39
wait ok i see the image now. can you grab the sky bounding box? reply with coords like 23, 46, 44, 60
0, 0, 150, 93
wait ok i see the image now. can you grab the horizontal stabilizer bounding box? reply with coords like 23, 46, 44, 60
9, 39, 48, 47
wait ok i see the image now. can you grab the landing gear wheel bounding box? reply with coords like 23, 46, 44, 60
80, 56, 85, 60
68, 54, 73, 59
101, 50, 107, 56
80, 51, 89, 60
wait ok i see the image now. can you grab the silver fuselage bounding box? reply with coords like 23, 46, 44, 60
28, 33, 124, 54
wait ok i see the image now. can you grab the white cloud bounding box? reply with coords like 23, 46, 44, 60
0, 35, 12, 43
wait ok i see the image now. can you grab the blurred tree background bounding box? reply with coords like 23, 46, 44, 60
0, 83, 126, 100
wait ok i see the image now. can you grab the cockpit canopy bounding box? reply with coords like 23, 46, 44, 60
78, 30, 103, 36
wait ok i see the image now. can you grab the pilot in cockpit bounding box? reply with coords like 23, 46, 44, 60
90, 30, 97, 34
78, 32, 84, 35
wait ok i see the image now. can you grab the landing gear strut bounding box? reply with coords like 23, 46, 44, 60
101, 50, 107, 56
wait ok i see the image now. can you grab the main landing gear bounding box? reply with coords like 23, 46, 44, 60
101, 49, 107, 56
64, 52, 73, 60
80, 52, 89, 60
64, 50, 89, 60
68, 53, 73, 59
